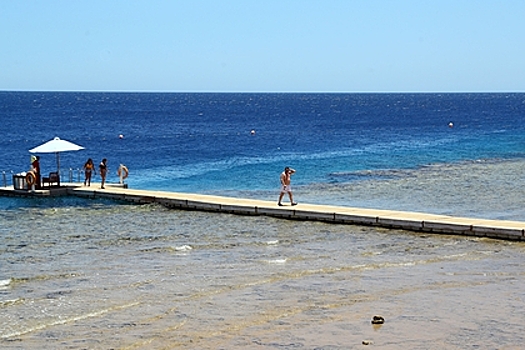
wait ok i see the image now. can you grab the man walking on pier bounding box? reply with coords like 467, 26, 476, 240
278, 167, 297, 206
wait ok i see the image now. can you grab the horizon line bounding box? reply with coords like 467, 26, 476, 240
1, 89, 524, 94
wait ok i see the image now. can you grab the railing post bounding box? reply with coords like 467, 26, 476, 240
2, 171, 6, 187
69, 168, 73, 183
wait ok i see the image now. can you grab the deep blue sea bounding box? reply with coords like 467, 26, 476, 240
2, 92, 525, 195
2, 92, 525, 348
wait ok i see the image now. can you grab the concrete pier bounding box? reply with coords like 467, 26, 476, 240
1, 184, 525, 241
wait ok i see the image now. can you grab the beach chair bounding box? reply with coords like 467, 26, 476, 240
42, 172, 60, 188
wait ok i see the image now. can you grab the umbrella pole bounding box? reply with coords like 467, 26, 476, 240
56, 152, 60, 183
56, 152, 60, 178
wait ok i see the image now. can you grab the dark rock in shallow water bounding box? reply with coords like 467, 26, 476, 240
371, 315, 385, 324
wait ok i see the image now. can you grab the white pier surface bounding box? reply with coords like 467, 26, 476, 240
2, 184, 525, 241
71, 186, 524, 241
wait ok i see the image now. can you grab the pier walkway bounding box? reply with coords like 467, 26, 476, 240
1, 183, 525, 241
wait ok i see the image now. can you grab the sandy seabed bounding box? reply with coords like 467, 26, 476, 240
1, 159, 525, 349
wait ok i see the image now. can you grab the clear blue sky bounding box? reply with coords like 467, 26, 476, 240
2, 0, 524, 92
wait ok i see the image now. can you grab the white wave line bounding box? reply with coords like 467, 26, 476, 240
1, 301, 140, 339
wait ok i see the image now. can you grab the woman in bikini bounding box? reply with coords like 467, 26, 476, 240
99, 158, 108, 189
83, 158, 95, 186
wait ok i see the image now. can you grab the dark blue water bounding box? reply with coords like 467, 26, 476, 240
1, 92, 525, 193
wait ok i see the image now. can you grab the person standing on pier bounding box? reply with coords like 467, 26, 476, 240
99, 158, 107, 189
83, 158, 95, 186
278, 166, 297, 206
31, 155, 41, 189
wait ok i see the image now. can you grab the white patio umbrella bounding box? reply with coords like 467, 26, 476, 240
29, 137, 85, 177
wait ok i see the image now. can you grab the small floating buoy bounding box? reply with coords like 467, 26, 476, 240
448, 122, 454, 128
250, 129, 256, 135
119, 134, 124, 139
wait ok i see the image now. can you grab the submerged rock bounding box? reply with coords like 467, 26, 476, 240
371, 315, 385, 324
